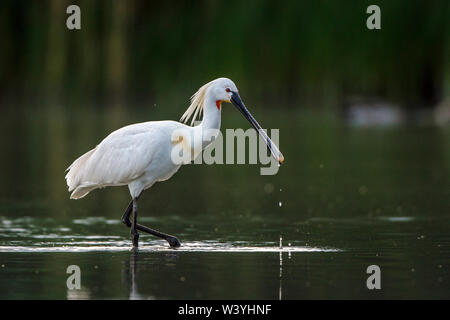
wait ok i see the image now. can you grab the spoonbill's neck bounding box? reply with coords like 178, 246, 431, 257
200, 93, 222, 132
193, 90, 222, 150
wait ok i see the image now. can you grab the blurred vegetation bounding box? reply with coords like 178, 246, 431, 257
0, 0, 449, 217
0, 0, 449, 110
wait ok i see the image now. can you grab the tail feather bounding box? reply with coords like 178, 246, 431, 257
65, 148, 97, 199
70, 184, 97, 200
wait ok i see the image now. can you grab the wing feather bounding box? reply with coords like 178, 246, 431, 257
65, 123, 157, 199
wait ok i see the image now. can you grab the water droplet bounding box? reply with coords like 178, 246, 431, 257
279, 236, 283, 249
279, 202, 282, 207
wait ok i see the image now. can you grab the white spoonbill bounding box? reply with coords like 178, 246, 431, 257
65, 77, 284, 248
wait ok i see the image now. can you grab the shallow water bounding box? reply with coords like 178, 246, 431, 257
0, 214, 449, 299
0, 108, 450, 299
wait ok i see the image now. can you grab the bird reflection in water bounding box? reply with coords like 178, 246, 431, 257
122, 250, 180, 300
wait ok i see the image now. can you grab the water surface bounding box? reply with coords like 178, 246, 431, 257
0, 108, 449, 299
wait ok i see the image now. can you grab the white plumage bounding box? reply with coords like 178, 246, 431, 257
66, 120, 187, 199
65, 77, 283, 247
66, 78, 237, 200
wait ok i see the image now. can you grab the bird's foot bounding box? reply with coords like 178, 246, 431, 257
166, 236, 181, 248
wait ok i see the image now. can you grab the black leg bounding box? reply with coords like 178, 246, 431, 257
134, 223, 181, 248
121, 198, 181, 248
121, 200, 133, 227
131, 198, 139, 247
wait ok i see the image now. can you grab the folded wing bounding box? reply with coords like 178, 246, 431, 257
65, 124, 157, 199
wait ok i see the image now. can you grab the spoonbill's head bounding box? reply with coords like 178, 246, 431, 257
207, 77, 238, 104
211, 78, 285, 164
181, 77, 285, 164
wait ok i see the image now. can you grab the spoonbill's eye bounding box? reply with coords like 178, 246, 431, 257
225, 88, 231, 92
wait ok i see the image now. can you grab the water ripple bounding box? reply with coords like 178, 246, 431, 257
0, 241, 340, 253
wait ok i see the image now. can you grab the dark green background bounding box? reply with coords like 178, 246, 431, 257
1, 0, 449, 109
0, 1, 449, 299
